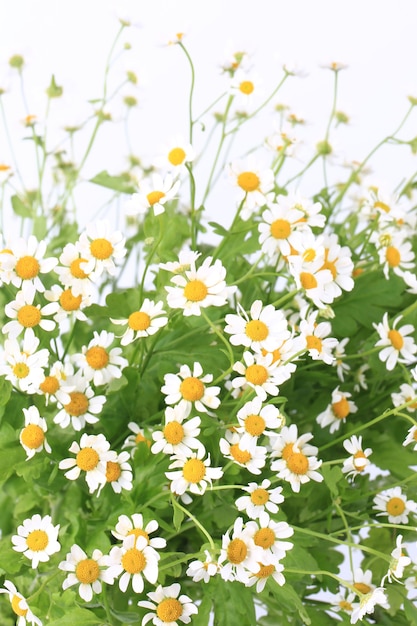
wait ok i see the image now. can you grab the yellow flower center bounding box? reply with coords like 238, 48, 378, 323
75, 558, 100, 583
86, 346, 109, 370
65, 391, 89, 416
40, 375, 60, 395
76, 447, 99, 471
300, 272, 317, 290
227, 538, 247, 564
163, 421, 185, 445
182, 458, 206, 483
121, 547, 146, 574
353, 450, 367, 471
332, 397, 350, 419
306, 335, 322, 352
388, 329, 404, 350
385, 246, 401, 267
11, 595, 28, 617
254, 527, 275, 549
106, 460, 121, 482
168, 147, 186, 166
320, 259, 337, 279
183, 279, 208, 302
374, 200, 390, 213
26, 529, 49, 551
60, 289, 82, 311
245, 319, 269, 342
386, 496, 406, 516
90, 238, 113, 260
353, 582, 372, 595
282, 443, 294, 460
127, 528, 150, 543
70, 257, 89, 278
303, 248, 316, 263
13, 362, 29, 379
17, 304, 41, 328
128, 311, 151, 331
339, 600, 353, 612
413, 429, 417, 441
156, 598, 183, 623
244, 414, 266, 436
270, 219, 291, 240
179, 376, 205, 401
250, 487, 270, 505
15, 255, 40, 280
237, 171, 260, 192
135, 431, 149, 446
245, 364, 268, 386
239, 80, 254, 95
147, 190, 165, 206
0, 164, 11, 172
286, 452, 309, 474
21, 424, 45, 449
229, 444, 252, 464
255, 563, 275, 578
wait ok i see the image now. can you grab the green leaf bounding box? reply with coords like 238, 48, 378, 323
11, 194, 33, 218
321, 465, 343, 497
110, 607, 140, 623
404, 597, 417, 624
172, 502, 184, 531
193, 594, 213, 626
90, 170, 136, 194
0, 378, 12, 406
46, 608, 104, 626
46, 74, 63, 98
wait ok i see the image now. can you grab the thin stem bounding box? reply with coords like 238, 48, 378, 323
171, 495, 215, 550
178, 42, 195, 144
201, 309, 235, 370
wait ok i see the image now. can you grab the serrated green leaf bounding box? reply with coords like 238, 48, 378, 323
90, 170, 136, 194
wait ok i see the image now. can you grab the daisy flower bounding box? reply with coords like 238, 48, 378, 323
3, 283, 59, 340
298, 310, 338, 365
159, 249, 201, 274
218, 517, 262, 584
77, 219, 126, 278
316, 387, 358, 433
44, 283, 91, 323
333, 337, 351, 381
330, 588, 356, 616
102, 450, 133, 494
0, 580, 42, 626
2, 234, 57, 293
245, 512, 293, 563
270, 423, 319, 460
107, 534, 160, 593
235, 479, 285, 519
72, 330, 128, 386
230, 69, 263, 109
59, 544, 113, 601
232, 349, 293, 401
229, 158, 274, 220
0, 328, 49, 393
270, 425, 323, 493
54, 372, 106, 430
236, 397, 284, 447
155, 135, 195, 171
151, 405, 204, 456
373, 312, 417, 371
58, 433, 115, 494
122, 422, 151, 457
381, 534, 411, 584
161, 361, 220, 417
219, 431, 267, 475
54, 242, 96, 297
186, 550, 218, 583
258, 201, 309, 259
392, 383, 417, 413
126, 173, 180, 216
350, 587, 388, 624
288, 253, 335, 309
111, 514, 166, 550
38, 360, 74, 406
403, 425, 417, 450
373, 486, 417, 524
11, 513, 60, 568
165, 255, 233, 316
319, 233, 355, 298
224, 300, 290, 352
138, 582, 198, 626
165, 449, 223, 496
111, 298, 168, 345
342, 435, 373, 479
20, 406, 51, 460
352, 567, 375, 596
246, 560, 286, 592
377, 233, 415, 279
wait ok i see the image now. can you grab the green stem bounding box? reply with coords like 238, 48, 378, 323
178, 42, 195, 144
201, 95, 234, 204
101, 584, 117, 625
171, 495, 215, 550
201, 309, 235, 370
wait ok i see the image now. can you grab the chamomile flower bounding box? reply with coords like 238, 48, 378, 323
298, 310, 338, 365
54, 242, 96, 297
72, 330, 128, 386
0, 328, 49, 393
111, 299, 168, 345
373, 486, 417, 524
218, 517, 262, 584
44, 284, 91, 323
403, 425, 417, 450
161, 361, 220, 416
333, 337, 351, 381
165, 449, 223, 496
0, 580, 42, 626
235, 479, 284, 519
342, 435, 372, 479
59, 433, 115, 494
392, 383, 417, 413
20, 406, 51, 460
38, 360, 74, 405
103, 450, 133, 494
232, 349, 292, 401
186, 550, 218, 583
229, 158, 274, 220
352, 567, 374, 595
236, 397, 284, 446
245, 512, 294, 564
111, 514, 166, 550
11, 514, 60, 568
220, 430, 267, 474
330, 588, 356, 616
224, 300, 290, 352
270, 425, 323, 493
377, 234, 415, 279
288, 254, 334, 309
122, 422, 151, 457
159, 249, 200, 273
156, 135, 195, 171
258, 201, 308, 259
165, 255, 232, 316
374, 313, 417, 370
138, 583, 198, 626
77, 220, 126, 278
320, 233, 355, 298
59, 544, 112, 602
107, 534, 160, 593
54, 372, 106, 430
126, 173, 180, 216
2, 234, 57, 293
246, 561, 286, 592
381, 534, 411, 584
316, 387, 358, 433
151, 405, 204, 456
350, 587, 388, 624
3, 283, 58, 340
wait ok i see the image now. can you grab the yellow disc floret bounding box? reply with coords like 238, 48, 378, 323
121, 548, 146, 574
127, 528, 149, 543
90, 238, 113, 260
147, 190, 165, 206
255, 563, 275, 578
26, 529, 49, 552
168, 147, 186, 166
13, 362, 29, 379
15, 255, 40, 279
182, 458, 206, 483
183, 279, 208, 302
163, 421, 185, 445
244, 414, 266, 436
227, 538, 247, 564
332, 397, 350, 419
237, 171, 260, 192
388, 329, 404, 351
65, 391, 89, 416
385, 246, 401, 267
179, 377, 204, 401
86, 346, 109, 370
128, 311, 151, 331
229, 444, 252, 465
75, 558, 100, 584
40, 375, 60, 395
106, 461, 121, 482
245, 364, 268, 386
250, 488, 270, 505
245, 320, 269, 342
386, 497, 406, 517
76, 447, 99, 471
353, 582, 371, 595
300, 272, 318, 290
21, 424, 45, 449
270, 219, 291, 240
11, 595, 28, 617
60, 289, 82, 311
17, 304, 41, 328
156, 598, 183, 623
306, 335, 322, 352
286, 452, 309, 475
254, 527, 275, 549
70, 258, 89, 278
